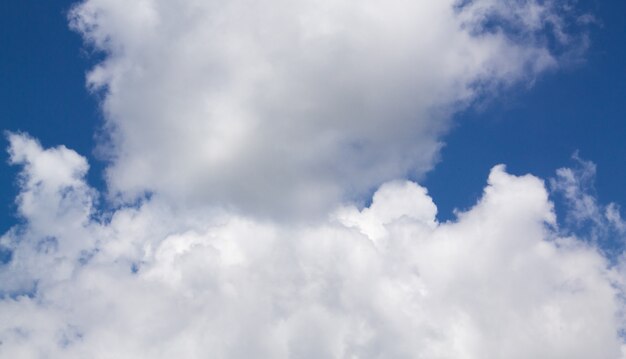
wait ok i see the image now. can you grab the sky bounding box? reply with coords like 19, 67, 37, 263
1, 0, 626, 357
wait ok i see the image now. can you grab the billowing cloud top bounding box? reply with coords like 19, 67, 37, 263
68, 0, 574, 216
2, 134, 625, 358
3, 0, 626, 358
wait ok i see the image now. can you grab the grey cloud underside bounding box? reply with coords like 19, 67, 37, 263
1, 135, 625, 358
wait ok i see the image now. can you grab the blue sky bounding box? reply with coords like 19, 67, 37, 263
425, 0, 626, 220
0, 0, 103, 230
1, 0, 624, 229
2, 1, 626, 356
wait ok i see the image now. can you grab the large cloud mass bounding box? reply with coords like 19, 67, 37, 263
1, 134, 625, 358
3, 0, 624, 358
68, 0, 576, 216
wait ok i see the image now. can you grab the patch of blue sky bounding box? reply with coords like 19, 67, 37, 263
423, 0, 626, 224
0, 0, 104, 231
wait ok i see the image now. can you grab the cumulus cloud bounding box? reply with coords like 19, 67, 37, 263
2, 1, 618, 358
1, 134, 625, 358
67, 0, 582, 216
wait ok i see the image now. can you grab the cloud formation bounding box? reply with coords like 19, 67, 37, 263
68, 0, 580, 216
2, 1, 620, 358
1, 134, 625, 358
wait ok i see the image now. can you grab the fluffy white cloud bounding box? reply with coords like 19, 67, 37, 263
67, 0, 581, 216
1, 134, 624, 358
2, 1, 616, 357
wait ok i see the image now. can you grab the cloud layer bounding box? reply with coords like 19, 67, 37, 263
68, 0, 577, 216
1, 134, 625, 358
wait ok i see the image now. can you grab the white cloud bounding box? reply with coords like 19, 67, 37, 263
1, 135, 624, 358
67, 0, 580, 217
551, 154, 626, 247
2, 1, 616, 357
